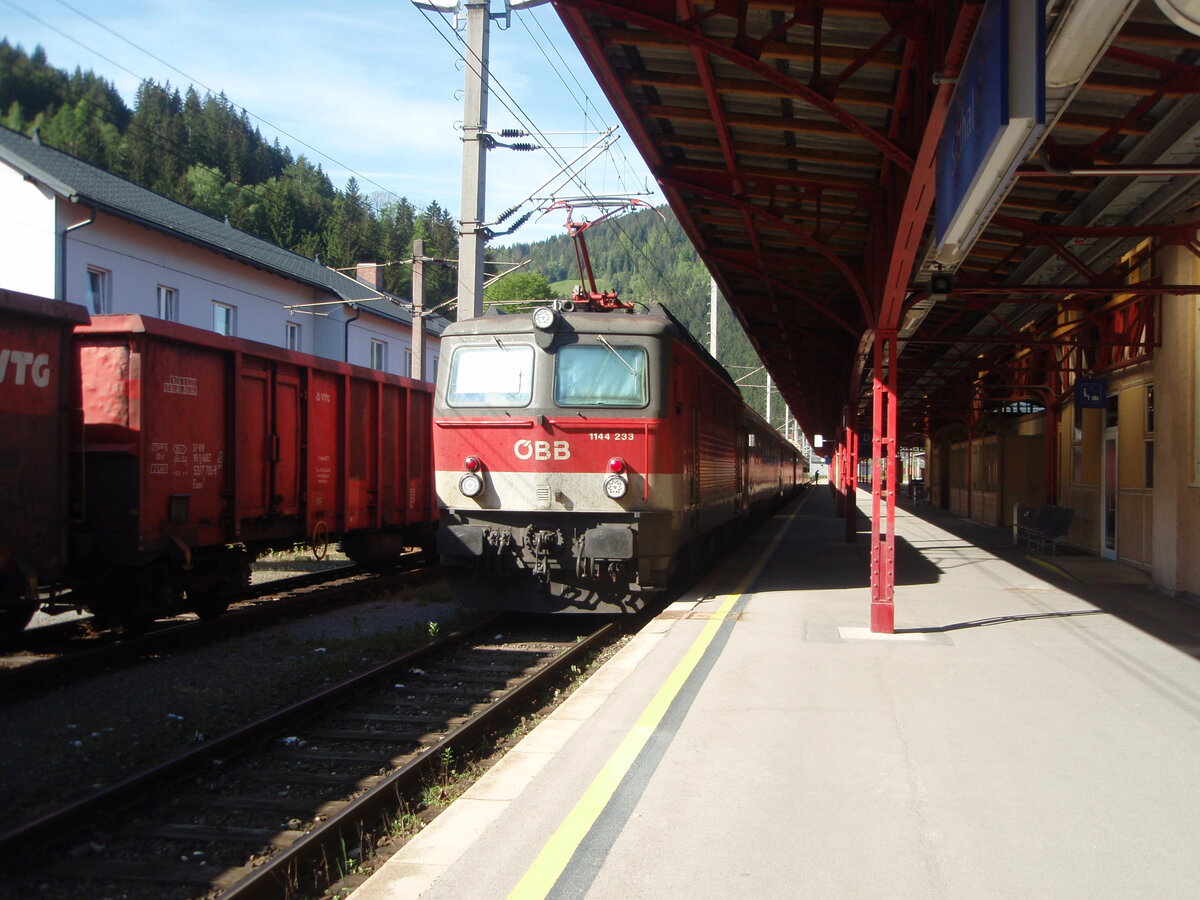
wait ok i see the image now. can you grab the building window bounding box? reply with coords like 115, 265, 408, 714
87, 267, 111, 314
1145, 384, 1154, 434
1145, 440, 1154, 488
1105, 393, 1119, 429
212, 301, 237, 336
370, 339, 387, 371
157, 286, 179, 322
404, 348, 414, 378
286, 321, 301, 351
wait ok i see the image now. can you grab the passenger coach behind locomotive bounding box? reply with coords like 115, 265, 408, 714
433, 299, 806, 612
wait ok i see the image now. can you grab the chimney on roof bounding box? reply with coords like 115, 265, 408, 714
356, 262, 383, 289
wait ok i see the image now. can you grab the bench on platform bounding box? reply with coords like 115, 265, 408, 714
1016, 505, 1075, 555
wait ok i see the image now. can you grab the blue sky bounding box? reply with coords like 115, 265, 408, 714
0, 0, 659, 242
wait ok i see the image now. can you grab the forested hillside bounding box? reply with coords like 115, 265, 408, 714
1, 40, 781, 424
0, 40, 459, 303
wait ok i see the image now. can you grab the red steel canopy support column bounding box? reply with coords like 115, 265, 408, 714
870, 330, 898, 633
843, 424, 859, 544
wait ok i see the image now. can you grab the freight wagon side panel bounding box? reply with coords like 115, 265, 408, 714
307, 369, 343, 539
346, 378, 378, 530
409, 386, 433, 525
0, 291, 87, 588
236, 358, 272, 521
379, 383, 402, 526
274, 369, 302, 518
234, 354, 305, 541
138, 336, 229, 552
78, 330, 230, 561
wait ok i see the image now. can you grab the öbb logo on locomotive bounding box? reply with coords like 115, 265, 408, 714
514, 439, 571, 461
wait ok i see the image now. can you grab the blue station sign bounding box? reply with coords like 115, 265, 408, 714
935, 0, 1045, 256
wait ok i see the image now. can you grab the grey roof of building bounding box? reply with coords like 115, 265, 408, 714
0, 125, 447, 335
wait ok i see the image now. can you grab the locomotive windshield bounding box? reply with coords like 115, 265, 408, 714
446, 343, 534, 407
555, 343, 647, 407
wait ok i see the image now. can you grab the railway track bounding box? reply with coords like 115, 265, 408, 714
0, 562, 438, 698
0, 614, 620, 899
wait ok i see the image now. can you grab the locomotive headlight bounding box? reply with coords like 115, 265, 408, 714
603, 474, 628, 500
459, 472, 484, 498
532, 306, 557, 331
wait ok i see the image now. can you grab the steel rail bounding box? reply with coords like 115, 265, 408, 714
0, 612, 498, 859
0, 564, 439, 698
0, 615, 619, 900
221, 620, 617, 900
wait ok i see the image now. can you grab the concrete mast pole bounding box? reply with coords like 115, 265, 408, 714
457, 0, 490, 321
411, 238, 425, 381
766, 372, 772, 426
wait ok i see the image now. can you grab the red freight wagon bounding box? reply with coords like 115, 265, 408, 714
73, 315, 435, 626
0, 290, 90, 638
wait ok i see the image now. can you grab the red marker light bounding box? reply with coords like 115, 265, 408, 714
608, 457, 625, 474
464, 456, 481, 472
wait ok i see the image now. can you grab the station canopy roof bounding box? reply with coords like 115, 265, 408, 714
553, 0, 1200, 444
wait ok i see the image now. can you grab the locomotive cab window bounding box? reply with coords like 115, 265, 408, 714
447, 343, 534, 407
555, 342, 647, 408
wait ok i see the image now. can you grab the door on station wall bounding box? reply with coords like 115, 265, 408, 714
1101, 393, 1118, 561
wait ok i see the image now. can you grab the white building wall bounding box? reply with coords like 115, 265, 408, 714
0, 168, 437, 372
348, 312, 440, 382
0, 159, 58, 298
61, 208, 331, 345
53, 204, 434, 370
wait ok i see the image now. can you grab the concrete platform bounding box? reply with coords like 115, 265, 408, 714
354, 487, 1200, 899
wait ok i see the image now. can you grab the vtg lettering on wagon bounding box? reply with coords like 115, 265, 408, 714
0, 348, 51, 388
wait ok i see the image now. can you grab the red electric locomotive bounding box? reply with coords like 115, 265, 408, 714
432, 299, 807, 612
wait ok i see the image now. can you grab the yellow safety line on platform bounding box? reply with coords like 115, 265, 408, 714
507, 500, 803, 899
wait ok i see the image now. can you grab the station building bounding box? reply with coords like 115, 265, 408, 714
920, 236, 1198, 599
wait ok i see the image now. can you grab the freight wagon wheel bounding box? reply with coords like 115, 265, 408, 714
310, 521, 329, 561
0, 604, 37, 643
190, 588, 231, 622
191, 555, 251, 621
0, 569, 37, 642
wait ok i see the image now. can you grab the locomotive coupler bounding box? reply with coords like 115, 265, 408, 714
484, 530, 512, 575
525, 528, 562, 581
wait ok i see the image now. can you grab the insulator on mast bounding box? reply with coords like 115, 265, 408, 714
507, 210, 534, 231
